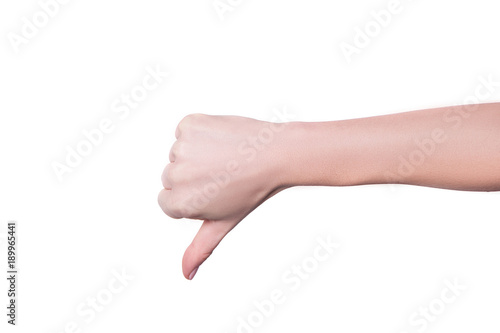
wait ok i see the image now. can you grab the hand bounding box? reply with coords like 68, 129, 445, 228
158, 114, 289, 279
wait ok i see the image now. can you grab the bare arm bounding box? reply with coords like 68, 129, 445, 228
158, 103, 500, 279
282, 103, 500, 191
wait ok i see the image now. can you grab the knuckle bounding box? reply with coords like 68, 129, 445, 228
178, 114, 207, 132
157, 190, 173, 217
172, 141, 186, 160
169, 205, 183, 219
157, 189, 183, 219
179, 114, 198, 127
161, 164, 172, 189
168, 165, 181, 183
157, 189, 166, 207
169, 163, 191, 185
169, 143, 177, 162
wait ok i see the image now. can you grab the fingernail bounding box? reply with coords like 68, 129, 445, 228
188, 266, 199, 280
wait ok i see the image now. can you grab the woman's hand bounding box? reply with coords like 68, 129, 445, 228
158, 114, 289, 279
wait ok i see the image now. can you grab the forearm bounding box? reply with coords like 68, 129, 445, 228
280, 103, 500, 191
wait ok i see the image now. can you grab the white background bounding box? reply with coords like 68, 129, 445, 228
1, 0, 500, 332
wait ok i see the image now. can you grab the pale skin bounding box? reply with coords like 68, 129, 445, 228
158, 103, 500, 280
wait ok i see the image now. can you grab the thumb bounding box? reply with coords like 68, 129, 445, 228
182, 219, 239, 280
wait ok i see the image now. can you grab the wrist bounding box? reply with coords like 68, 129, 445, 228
276, 120, 382, 188
274, 121, 337, 187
